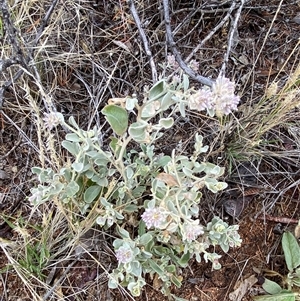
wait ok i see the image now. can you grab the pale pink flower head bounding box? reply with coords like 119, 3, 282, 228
211, 76, 240, 117
183, 222, 204, 242
167, 54, 179, 69
215, 94, 240, 116
172, 74, 181, 85
43, 112, 64, 130
141, 207, 167, 229
115, 246, 134, 264
212, 76, 236, 96
189, 89, 213, 112
189, 60, 199, 72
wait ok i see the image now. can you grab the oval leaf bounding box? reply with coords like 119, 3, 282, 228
156, 172, 178, 187
62, 141, 80, 156
141, 102, 159, 118
160, 92, 174, 110
178, 252, 190, 267
65, 180, 80, 197
140, 233, 153, 245
125, 97, 138, 111
128, 122, 148, 142
68, 116, 80, 129
159, 117, 174, 129
149, 80, 167, 101
101, 105, 128, 135
84, 185, 101, 203
65, 133, 81, 142
148, 259, 164, 275
262, 278, 282, 295
72, 162, 84, 172
282, 232, 300, 271
183, 74, 189, 91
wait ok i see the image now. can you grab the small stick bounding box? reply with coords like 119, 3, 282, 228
258, 214, 299, 224
0, 58, 18, 73
220, 0, 245, 76
255, 177, 300, 218
42, 259, 77, 301
0, 0, 60, 109
128, 0, 158, 83
0, 0, 28, 68
184, 0, 238, 65
32, 0, 60, 46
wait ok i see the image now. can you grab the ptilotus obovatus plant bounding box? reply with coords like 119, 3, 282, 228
30, 74, 242, 299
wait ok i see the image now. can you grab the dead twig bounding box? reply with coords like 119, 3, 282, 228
150, 6, 237, 44
1, 110, 54, 165
255, 176, 300, 218
42, 259, 77, 301
219, 0, 245, 76
185, 0, 238, 64
162, 0, 214, 87
241, 0, 285, 93
0, 58, 19, 73
0, 0, 28, 68
128, 0, 157, 83
257, 214, 299, 224
32, 0, 60, 47
0, 0, 60, 109
0, 139, 22, 160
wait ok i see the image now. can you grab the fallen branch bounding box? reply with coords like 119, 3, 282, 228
162, 0, 214, 87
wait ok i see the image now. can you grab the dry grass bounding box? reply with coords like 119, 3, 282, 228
1, 0, 300, 300
225, 56, 300, 160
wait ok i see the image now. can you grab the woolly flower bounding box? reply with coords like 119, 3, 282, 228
141, 207, 167, 229
212, 259, 222, 270
183, 222, 204, 242
28, 187, 45, 205
167, 54, 179, 69
212, 76, 240, 117
204, 252, 222, 270
213, 76, 236, 96
172, 74, 181, 85
43, 112, 64, 130
115, 246, 134, 264
189, 89, 213, 111
189, 60, 199, 72
216, 94, 240, 116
